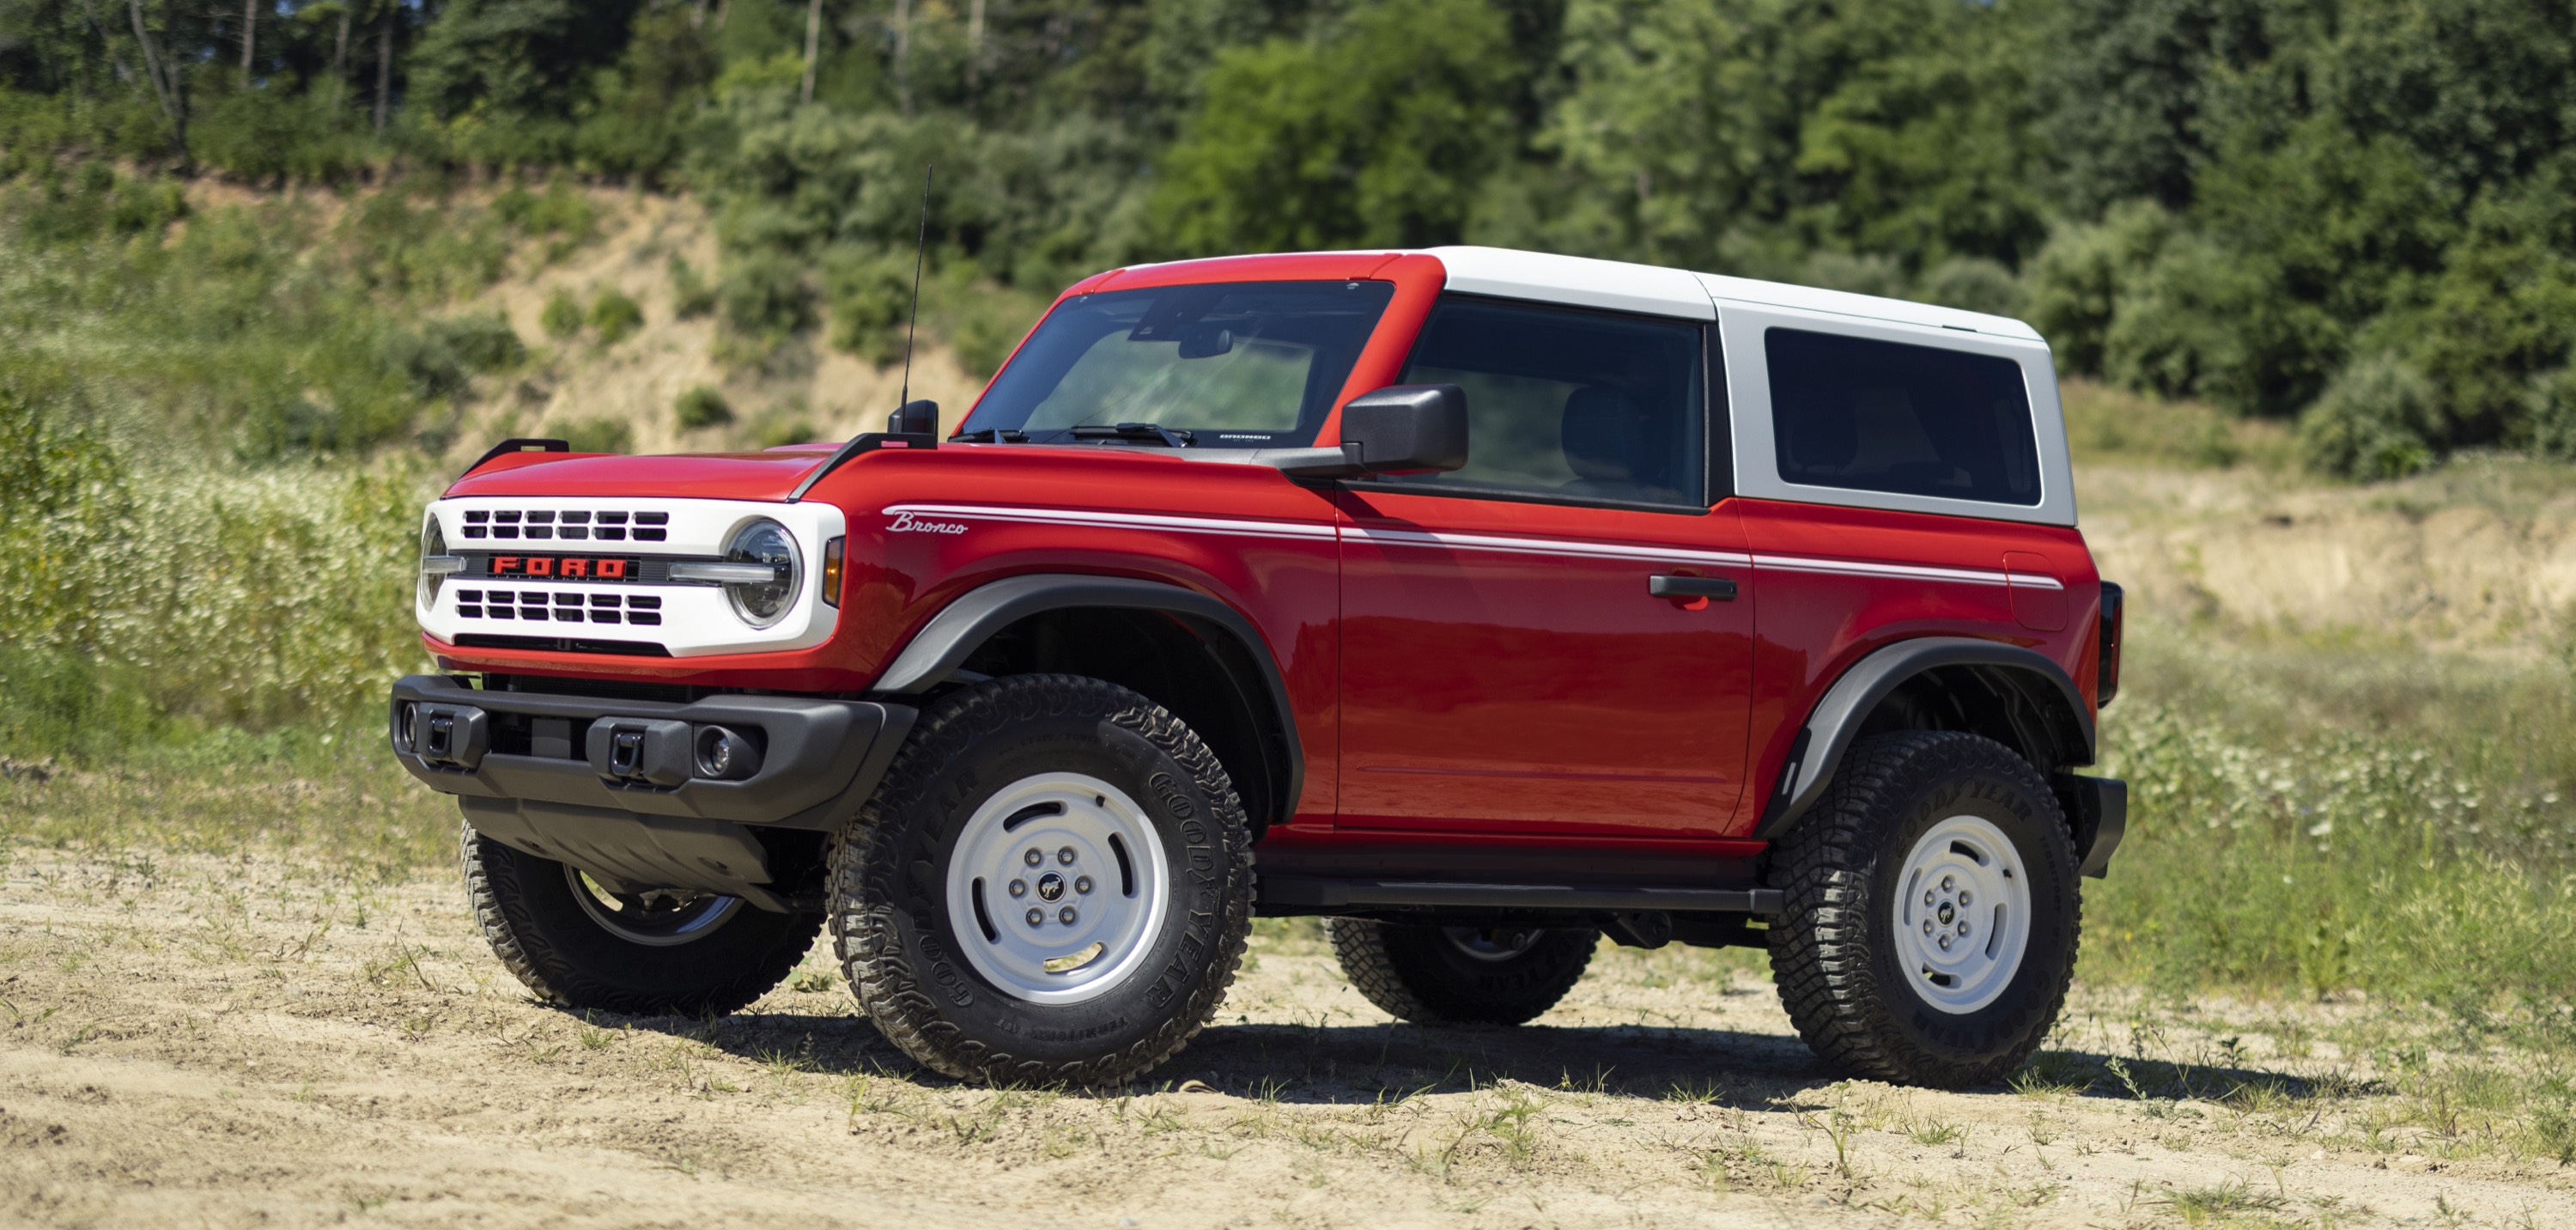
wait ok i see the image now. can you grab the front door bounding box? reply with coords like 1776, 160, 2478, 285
1335, 295, 1754, 837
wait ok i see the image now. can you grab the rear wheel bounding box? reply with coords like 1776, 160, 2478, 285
1327, 919, 1596, 1026
1765, 730, 2081, 1087
460, 824, 823, 1017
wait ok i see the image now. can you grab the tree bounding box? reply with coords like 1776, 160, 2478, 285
1152, 0, 1520, 253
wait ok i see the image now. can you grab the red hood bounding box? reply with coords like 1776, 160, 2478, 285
445, 447, 838, 502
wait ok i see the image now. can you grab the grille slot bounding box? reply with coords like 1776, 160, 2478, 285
451, 508, 667, 542
458, 588, 659, 625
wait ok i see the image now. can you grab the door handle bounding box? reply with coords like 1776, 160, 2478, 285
1649, 574, 1738, 601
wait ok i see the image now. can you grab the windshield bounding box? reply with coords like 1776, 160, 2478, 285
960, 280, 1395, 447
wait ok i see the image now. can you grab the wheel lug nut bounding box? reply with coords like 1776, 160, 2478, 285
1008, 879, 1028, 898
1057, 846, 1077, 866
1024, 848, 1042, 867
1024, 908, 1044, 927
1958, 890, 1972, 906
1938, 935, 1953, 950
1941, 875, 1954, 892
1058, 906, 1077, 925
1958, 921, 1971, 936
1074, 875, 1093, 895
1923, 919, 1934, 935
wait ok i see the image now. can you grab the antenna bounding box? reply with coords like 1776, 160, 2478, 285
897, 164, 933, 412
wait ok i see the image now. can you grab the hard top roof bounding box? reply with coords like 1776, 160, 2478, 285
1421, 246, 2043, 340
1104, 246, 2041, 341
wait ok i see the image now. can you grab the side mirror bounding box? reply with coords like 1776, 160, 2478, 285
887, 399, 938, 435
1340, 384, 1468, 474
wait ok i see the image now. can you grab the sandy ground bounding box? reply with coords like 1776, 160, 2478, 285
0, 846, 2567, 1228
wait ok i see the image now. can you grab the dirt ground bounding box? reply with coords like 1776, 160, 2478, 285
1, 846, 2567, 1229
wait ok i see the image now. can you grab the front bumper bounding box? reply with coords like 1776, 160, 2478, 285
389, 675, 915, 908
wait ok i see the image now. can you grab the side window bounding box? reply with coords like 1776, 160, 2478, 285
1388, 297, 1706, 508
1765, 327, 2040, 506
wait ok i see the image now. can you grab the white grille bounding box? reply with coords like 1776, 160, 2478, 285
418, 497, 844, 657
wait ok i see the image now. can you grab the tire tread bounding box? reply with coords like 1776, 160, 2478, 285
828, 674, 1255, 1086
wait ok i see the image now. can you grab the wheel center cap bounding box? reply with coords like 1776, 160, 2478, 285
1937, 903, 1956, 925
1036, 872, 1066, 903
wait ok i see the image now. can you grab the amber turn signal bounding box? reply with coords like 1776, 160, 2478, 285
822, 536, 844, 607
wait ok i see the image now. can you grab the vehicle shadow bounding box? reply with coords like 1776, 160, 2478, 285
629, 1008, 2352, 1108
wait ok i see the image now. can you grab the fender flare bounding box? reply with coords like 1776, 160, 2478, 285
1752, 636, 2095, 841
870, 573, 1303, 825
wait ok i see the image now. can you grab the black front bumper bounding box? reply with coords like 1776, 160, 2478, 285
389, 675, 916, 908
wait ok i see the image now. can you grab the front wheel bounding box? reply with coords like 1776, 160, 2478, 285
828, 674, 1255, 1086
1765, 730, 2081, 1088
460, 824, 823, 1017
1327, 920, 1595, 1026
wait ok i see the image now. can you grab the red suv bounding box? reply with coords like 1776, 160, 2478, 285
392, 247, 2125, 1089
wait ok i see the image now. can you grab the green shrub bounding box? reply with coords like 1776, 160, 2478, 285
555, 416, 635, 454
670, 257, 718, 319
675, 386, 733, 429
2528, 367, 2576, 462
941, 281, 1051, 379
1917, 257, 2026, 319
2297, 351, 2444, 480
427, 312, 529, 373
490, 182, 601, 263
754, 417, 821, 448
2025, 202, 2175, 379
824, 247, 915, 364
2, 374, 435, 755
589, 288, 644, 344
540, 289, 586, 338
380, 312, 526, 404
719, 253, 815, 340
1795, 251, 1908, 300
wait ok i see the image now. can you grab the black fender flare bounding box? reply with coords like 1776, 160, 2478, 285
868, 573, 1304, 826
1752, 636, 2095, 841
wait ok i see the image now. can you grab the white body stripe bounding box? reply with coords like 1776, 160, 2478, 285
1350, 527, 1751, 569
885, 502, 1336, 542
883, 503, 2060, 590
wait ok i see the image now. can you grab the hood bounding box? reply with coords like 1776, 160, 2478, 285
445, 447, 838, 502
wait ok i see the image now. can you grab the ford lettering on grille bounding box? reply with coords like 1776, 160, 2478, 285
486, 555, 640, 579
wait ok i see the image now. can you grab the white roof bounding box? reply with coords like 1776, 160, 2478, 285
1420, 246, 2043, 340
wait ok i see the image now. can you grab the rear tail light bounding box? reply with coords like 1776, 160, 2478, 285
2096, 581, 2124, 707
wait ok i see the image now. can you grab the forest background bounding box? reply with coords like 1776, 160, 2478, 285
5, 0, 2576, 1058
11, 0, 2576, 472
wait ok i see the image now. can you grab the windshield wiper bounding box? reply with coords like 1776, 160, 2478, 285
951, 427, 1028, 443
1068, 423, 1195, 448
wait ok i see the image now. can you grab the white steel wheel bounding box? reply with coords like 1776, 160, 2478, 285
1892, 814, 2032, 1014
944, 771, 1171, 1005
564, 867, 745, 947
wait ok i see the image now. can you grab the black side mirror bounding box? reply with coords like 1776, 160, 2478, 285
887, 399, 938, 435
1340, 384, 1467, 474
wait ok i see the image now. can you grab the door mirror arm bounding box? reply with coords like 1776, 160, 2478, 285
1256, 384, 1470, 480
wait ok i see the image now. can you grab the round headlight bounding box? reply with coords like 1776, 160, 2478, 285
722, 519, 802, 627
418, 517, 447, 611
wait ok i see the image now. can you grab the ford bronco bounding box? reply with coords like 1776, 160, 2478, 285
390, 246, 2126, 1089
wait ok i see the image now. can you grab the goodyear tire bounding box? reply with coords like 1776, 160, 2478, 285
828, 674, 1255, 1086
1765, 730, 2081, 1088
459, 823, 823, 1017
1327, 919, 1595, 1026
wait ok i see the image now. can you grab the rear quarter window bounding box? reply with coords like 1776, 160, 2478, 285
1765, 327, 2041, 507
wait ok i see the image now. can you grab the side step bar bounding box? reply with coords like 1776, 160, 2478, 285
1259, 877, 1782, 915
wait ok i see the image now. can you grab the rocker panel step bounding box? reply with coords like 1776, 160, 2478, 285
1258, 877, 1783, 915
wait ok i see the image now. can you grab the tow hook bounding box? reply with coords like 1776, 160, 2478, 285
397, 702, 489, 771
